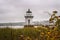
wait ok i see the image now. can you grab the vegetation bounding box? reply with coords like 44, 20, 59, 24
0, 25, 60, 40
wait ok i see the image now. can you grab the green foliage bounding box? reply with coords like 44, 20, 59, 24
55, 19, 60, 31
0, 26, 60, 40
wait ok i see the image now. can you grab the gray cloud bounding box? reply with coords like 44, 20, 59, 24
0, 0, 60, 23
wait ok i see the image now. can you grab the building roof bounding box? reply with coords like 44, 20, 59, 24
26, 9, 32, 13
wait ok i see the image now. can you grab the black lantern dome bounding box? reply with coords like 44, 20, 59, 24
26, 9, 32, 13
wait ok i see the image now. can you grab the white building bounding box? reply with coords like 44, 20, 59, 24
24, 9, 34, 27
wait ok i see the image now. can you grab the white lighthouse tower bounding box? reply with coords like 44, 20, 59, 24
24, 9, 34, 27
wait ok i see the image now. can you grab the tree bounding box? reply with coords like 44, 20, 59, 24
49, 11, 58, 24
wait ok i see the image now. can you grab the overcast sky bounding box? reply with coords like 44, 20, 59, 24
0, 0, 60, 23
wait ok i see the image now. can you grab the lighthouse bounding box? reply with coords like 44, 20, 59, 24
24, 9, 34, 27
